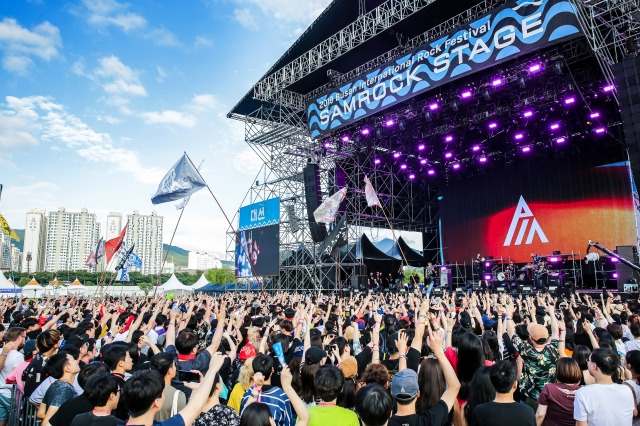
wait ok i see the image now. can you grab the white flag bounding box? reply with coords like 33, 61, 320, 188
313, 187, 347, 224
364, 175, 381, 207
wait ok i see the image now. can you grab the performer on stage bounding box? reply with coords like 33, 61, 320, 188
474, 253, 490, 289
424, 262, 435, 293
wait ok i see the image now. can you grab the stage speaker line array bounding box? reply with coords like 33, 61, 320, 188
303, 164, 327, 243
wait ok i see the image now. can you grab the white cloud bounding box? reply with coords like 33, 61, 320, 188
235, 0, 331, 24
156, 66, 167, 82
81, 0, 147, 32
0, 18, 62, 74
234, 8, 259, 30
140, 110, 197, 128
144, 27, 180, 47
189, 94, 218, 112
231, 146, 263, 175
193, 36, 214, 49
0, 114, 38, 148
2, 95, 162, 184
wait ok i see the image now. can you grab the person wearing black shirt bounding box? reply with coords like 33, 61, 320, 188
471, 361, 535, 426
70, 372, 122, 426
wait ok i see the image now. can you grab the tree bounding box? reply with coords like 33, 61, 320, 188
138, 281, 154, 296
205, 267, 237, 284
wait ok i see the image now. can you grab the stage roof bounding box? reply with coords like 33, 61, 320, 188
229, 0, 493, 118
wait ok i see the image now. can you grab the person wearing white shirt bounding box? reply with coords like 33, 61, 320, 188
0, 327, 27, 426
574, 347, 635, 426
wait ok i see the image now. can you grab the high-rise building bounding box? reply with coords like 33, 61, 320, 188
124, 211, 163, 275
21, 208, 48, 273
0, 233, 10, 269
11, 245, 21, 271
44, 208, 101, 272
106, 212, 123, 240
188, 252, 222, 270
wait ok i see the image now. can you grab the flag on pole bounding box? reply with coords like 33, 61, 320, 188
151, 153, 206, 205
85, 250, 96, 268
116, 268, 130, 282
86, 237, 105, 267
363, 175, 381, 207
313, 187, 347, 224
95, 238, 105, 261
116, 245, 135, 271
105, 224, 127, 264
0, 214, 19, 242
128, 251, 142, 268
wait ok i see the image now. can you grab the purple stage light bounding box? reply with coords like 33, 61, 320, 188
400, 164, 407, 170
521, 146, 531, 153
603, 85, 614, 92
393, 152, 401, 158
488, 122, 498, 129
590, 112, 600, 119
613, 273, 619, 279
420, 159, 427, 165
418, 144, 425, 151
556, 137, 566, 144
374, 158, 381, 165
429, 102, 439, 111
484, 274, 492, 280
485, 262, 491, 268
461, 90, 472, 99
452, 163, 461, 170
529, 64, 541, 72
427, 169, 436, 176
385, 119, 395, 126
445, 135, 453, 142
324, 141, 331, 148
611, 257, 619, 263
523, 110, 534, 118
492, 78, 503, 87
515, 133, 524, 140
440, 266, 447, 271
360, 128, 370, 135
408, 174, 415, 180
549, 257, 559, 263
594, 127, 606, 134
472, 145, 481, 152
342, 135, 350, 142
550, 123, 560, 130
479, 156, 487, 163
564, 97, 575, 105
444, 152, 453, 159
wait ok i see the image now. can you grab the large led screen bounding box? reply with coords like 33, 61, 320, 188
440, 159, 636, 263
235, 224, 280, 277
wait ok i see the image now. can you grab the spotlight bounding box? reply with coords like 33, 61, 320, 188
492, 78, 503, 87
428, 102, 439, 111
445, 135, 454, 143
603, 85, 615, 92
594, 127, 606, 134
564, 97, 575, 105
528, 63, 542, 73
485, 261, 491, 268
521, 146, 531, 153
374, 158, 381, 165
556, 137, 566, 144
360, 128, 370, 136
515, 133, 524, 140
420, 159, 427, 165
452, 163, 461, 170
488, 122, 498, 130
479, 156, 487, 163
611, 257, 619, 263
484, 274, 492, 280
589, 112, 600, 119
550, 123, 560, 130
400, 164, 407, 170
324, 141, 332, 148
427, 169, 436, 176
549, 257, 559, 263
461, 90, 472, 99
342, 135, 350, 142
393, 152, 401, 158
444, 152, 453, 159
472, 145, 481, 152
523, 110, 534, 118
417, 144, 425, 151
408, 174, 415, 180
613, 272, 619, 279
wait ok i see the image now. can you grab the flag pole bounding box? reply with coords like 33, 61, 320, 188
183, 153, 267, 301
154, 206, 186, 296
378, 206, 410, 269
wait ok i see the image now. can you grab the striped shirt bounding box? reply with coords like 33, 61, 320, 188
240, 385, 294, 426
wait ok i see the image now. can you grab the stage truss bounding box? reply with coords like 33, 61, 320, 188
227, 0, 640, 292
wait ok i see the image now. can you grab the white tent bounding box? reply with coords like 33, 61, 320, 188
67, 278, 86, 294
159, 273, 193, 294
44, 277, 68, 297
22, 278, 44, 298
0, 274, 21, 297
191, 273, 210, 290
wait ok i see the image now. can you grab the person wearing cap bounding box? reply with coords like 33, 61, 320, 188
307, 365, 359, 426
388, 327, 460, 426
505, 301, 565, 410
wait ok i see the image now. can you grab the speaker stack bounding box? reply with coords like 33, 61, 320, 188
615, 245, 640, 291
303, 164, 327, 243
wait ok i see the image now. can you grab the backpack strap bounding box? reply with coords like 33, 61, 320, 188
171, 389, 180, 417
624, 381, 639, 418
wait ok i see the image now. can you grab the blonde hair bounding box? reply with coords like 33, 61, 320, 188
247, 326, 261, 348
239, 356, 255, 390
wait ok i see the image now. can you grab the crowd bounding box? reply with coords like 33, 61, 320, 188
0, 288, 636, 426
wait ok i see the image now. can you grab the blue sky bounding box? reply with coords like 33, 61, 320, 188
0, 0, 331, 257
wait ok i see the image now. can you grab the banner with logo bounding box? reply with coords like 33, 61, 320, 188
307, 0, 581, 138
440, 158, 636, 263
239, 198, 280, 231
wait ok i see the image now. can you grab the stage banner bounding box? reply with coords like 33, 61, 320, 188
235, 224, 280, 277
307, 0, 581, 138
439, 159, 636, 263
238, 197, 280, 231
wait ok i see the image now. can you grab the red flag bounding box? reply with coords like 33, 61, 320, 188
105, 224, 127, 264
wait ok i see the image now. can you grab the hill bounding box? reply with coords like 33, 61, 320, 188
163, 244, 189, 267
